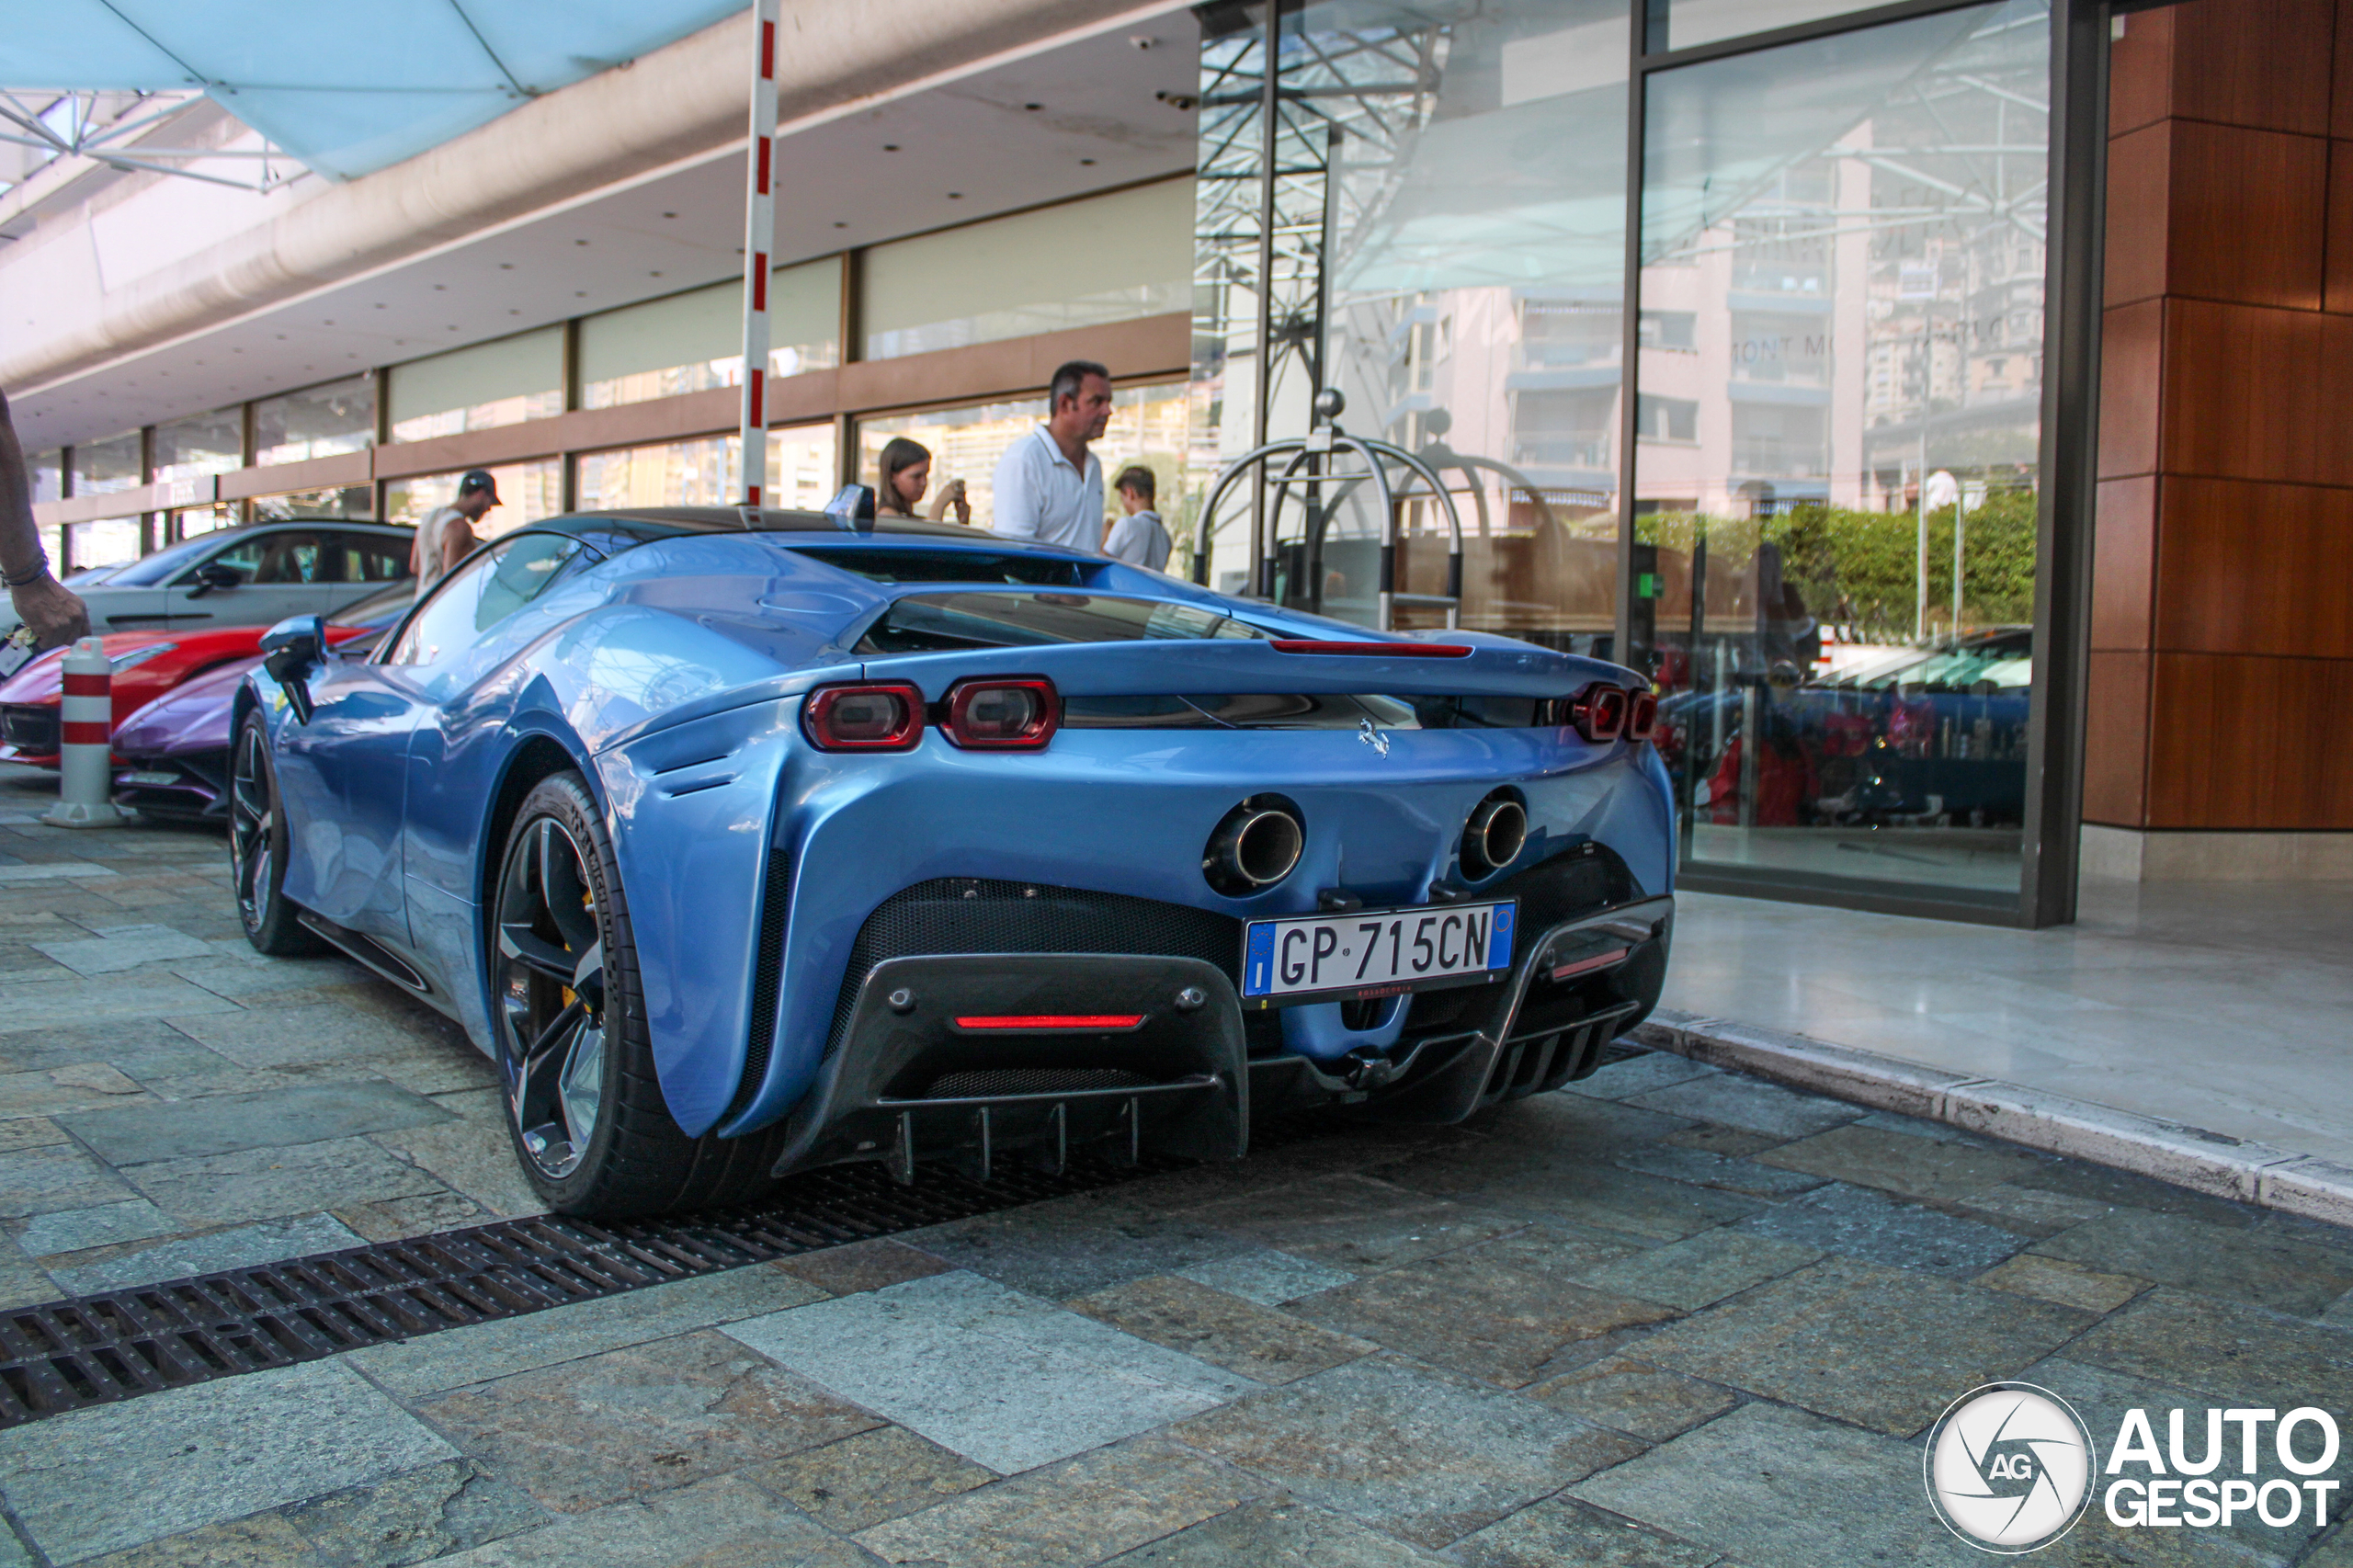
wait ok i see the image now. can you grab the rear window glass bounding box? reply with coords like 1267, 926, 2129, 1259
856, 592, 1271, 655
800, 548, 1085, 586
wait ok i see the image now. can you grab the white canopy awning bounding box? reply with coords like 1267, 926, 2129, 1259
0, 0, 745, 179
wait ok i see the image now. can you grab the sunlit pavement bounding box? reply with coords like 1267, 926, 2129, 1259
1, 763, 2349, 1568
1665, 882, 2353, 1166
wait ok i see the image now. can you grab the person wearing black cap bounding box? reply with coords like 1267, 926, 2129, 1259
412, 470, 500, 597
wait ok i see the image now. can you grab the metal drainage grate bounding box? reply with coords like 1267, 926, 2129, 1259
0, 1153, 1179, 1428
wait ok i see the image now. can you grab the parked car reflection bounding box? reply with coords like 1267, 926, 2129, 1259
1656, 628, 2030, 829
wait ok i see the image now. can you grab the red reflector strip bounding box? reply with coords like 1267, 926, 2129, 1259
62, 722, 111, 745
62, 673, 109, 696
1552, 947, 1632, 981
1267, 640, 1473, 657
952, 1014, 1146, 1031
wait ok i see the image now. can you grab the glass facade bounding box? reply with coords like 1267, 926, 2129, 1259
250, 486, 374, 522
66, 518, 141, 570
28, 450, 63, 505
574, 426, 838, 513
861, 179, 1194, 360
578, 261, 841, 409
254, 375, 375, 466
388, 328, 564, 443
71, 430, 142, 496
153, 406, 243, 483
1191, 0, 2059, 915
1641, 3, 2047, 894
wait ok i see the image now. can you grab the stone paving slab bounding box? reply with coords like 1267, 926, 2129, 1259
0, 1359, 456, 1565
725, 1270, 1256, 1474
51, 1212, 368, 1295
353, 1264, 827, 1396
415, 1330, 884, 1514
60, 1080, 456, 1166
1571, 1400, 1977, 1568
1173, 1352, 1643, 1549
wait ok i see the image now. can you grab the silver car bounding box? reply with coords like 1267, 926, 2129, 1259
10, 519, 415, 635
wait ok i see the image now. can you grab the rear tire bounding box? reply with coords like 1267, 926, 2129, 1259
230, 712, 324, 957
493, 771, 790, 1217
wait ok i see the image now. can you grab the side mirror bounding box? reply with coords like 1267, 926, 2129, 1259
259, 615, 324, 724
188, 561, 241, 597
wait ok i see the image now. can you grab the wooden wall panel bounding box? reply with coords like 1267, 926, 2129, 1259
2109, 6, 2175, 138
2163, 122, 2328, 310
2152, 477, 2353, 659
2159, 301, 2353, 484
2092, 475, 2157, 652
2095, 6, 2353, 835
2105, 124, 2171, 308
2083, 651, 2154, 827
2097, 300, 2164, 481
2145, 653, 2353, 827
2337, 0, 2353, 137
2166, 0, 2336, 136
2326, 142, 2353, 312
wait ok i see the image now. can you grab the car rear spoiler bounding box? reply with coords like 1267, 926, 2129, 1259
850, 636, 1640, 701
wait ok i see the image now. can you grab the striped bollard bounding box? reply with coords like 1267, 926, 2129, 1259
44, 638, 125, 829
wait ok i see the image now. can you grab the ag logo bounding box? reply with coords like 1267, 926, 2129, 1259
1925, 1382, 2097, 1553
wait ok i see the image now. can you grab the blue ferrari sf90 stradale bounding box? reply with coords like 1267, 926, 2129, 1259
233, 503, 1677, 1216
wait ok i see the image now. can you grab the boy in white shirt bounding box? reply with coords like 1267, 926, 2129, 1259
1102, 465, 1172, 572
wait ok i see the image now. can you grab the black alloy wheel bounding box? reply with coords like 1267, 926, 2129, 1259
490, 771, 793, 1216
230, 711, 323, 956
496, 812, 609, 1182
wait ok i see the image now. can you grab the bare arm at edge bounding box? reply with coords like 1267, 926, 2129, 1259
0, 388, 89, 649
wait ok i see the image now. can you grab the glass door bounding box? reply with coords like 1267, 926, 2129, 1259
1635, 1, 2051, 901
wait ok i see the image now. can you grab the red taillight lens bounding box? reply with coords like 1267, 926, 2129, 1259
1624, 688, 1658, 743
1569, 683, 1628, 743
804, 682, 923, 751
943, 676, 1060, 750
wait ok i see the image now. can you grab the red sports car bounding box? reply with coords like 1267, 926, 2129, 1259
0, 585, 409, 767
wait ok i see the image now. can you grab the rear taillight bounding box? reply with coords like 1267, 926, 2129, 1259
942, 676, 1060, 750
804, 682, 923, 751
1624, 688, 1658, 743
1568, 683, 1629, 743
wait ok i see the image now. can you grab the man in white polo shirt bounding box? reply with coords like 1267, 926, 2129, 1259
992, 359, 1113, 551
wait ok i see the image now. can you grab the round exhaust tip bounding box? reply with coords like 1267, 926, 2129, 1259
1204, 795, 1305, 894
1461, 794, 1527, 881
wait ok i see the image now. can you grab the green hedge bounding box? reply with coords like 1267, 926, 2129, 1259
1638, 490, 2038, 640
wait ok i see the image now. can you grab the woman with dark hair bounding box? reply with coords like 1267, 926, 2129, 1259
874, 437, 971, 523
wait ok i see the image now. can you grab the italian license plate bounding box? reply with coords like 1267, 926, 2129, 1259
1243, 900, 1516, 1004
122, 770, 182, 786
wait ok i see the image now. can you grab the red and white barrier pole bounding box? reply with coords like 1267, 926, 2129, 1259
738, 0, 779, 507
46, 638, 124, 829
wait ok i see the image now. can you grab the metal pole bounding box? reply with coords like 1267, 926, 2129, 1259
1250, 0, 1284, 597
1914, 428, 1927, 641
1951, 494, 1965, 634
738, 0, 779, 508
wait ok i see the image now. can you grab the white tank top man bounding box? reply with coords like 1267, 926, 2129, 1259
413, 470, 501, 597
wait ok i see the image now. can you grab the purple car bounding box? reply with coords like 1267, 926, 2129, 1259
112, 585, 414, 822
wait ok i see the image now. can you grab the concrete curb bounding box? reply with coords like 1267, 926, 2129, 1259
1631, 1009, 2353, 1231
